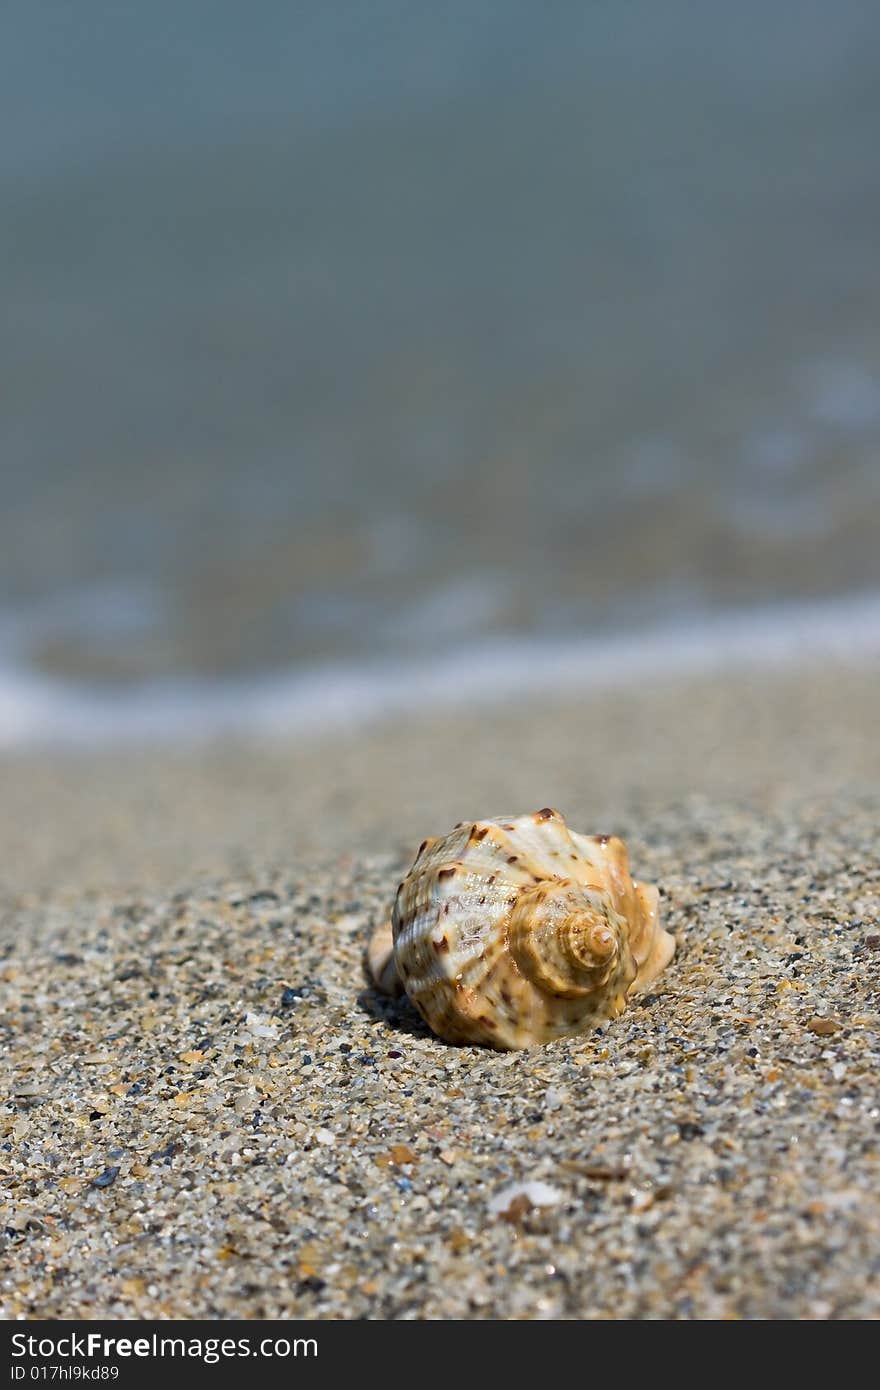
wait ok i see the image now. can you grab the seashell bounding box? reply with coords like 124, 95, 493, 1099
368, 808, 674, 1049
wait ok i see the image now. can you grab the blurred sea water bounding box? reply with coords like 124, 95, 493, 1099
2, 2, 880, 741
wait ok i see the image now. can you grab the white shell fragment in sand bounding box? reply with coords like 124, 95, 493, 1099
488, 1181, 564, 1216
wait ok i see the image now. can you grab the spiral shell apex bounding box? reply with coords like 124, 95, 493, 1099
368, 808, 675, 1049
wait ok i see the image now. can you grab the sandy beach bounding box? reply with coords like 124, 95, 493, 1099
6, 0, 880, 1328
1, 658, 878, 1319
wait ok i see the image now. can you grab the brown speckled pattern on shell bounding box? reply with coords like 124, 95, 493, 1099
378, 808, 675, 1048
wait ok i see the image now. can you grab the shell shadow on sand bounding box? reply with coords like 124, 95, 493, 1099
355, 983, 436, 1042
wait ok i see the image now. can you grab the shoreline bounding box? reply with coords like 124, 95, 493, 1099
0, 656, 877, 902
1, 589, 880, 751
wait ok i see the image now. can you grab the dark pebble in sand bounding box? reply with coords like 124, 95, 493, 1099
92, 1167, 120, 1188
678, 1121, 705, 1141
297, 1277, 326, 1295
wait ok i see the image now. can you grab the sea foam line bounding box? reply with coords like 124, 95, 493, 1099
0, 591, 878, 749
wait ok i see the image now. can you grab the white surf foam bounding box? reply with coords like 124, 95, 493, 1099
0, 591, 878, 749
